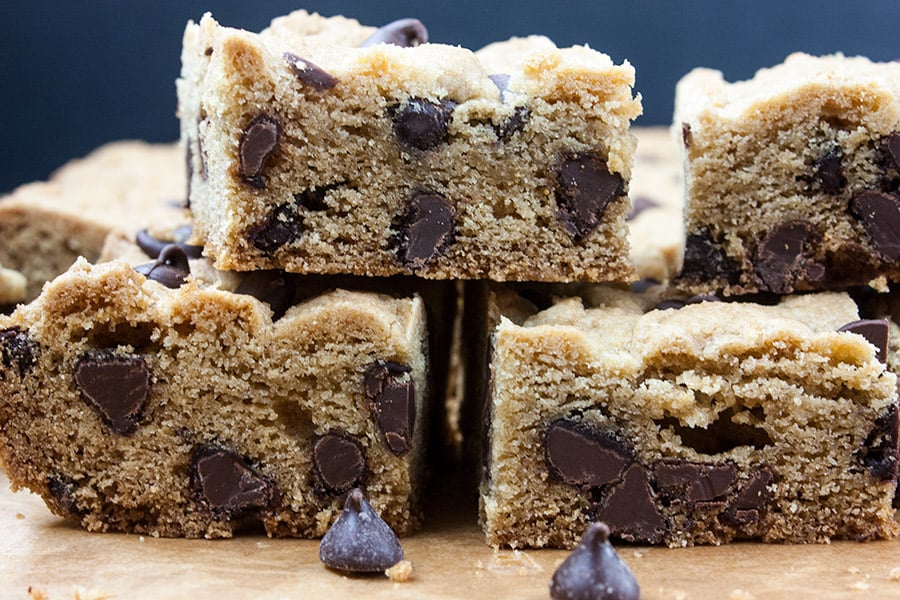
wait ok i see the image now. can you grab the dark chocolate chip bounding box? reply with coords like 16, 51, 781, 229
313, 433, 366, 494
681, 123, 692, 148
753, 220, 825, 294
654, 461, 735, 503
823, 242, 882, 287
190, 445, 274, 514
655, 294, 721, 311
0, 326, 38, 377
47, 475, 83, 519
134, 245, 191, 289
239, 114, 280, 188
723, 466, 774, 526
813, 147, 845, 194
283, 52, 338, 92
549, 522, 641, 600
838, 319, 889, 363
136, 228, 203, 259
363, 362, 416, 455
249, 203, 303, 254
554, 152, 625, 241
204, 46, 213, 56
631, 278, 662, 294
857, 403, 899, 481
885, 132, 900, 170
594, 463, 666, 544
234, 270, 297, 321
494, 106, 530, 141
626, 196, 660, 221
851, 191, 900, 261
391, 98, 456, 151
545, 420, 633, 488
294, 184, 340, 212
678, 229, 742, 286
396, 193, 456, 271
319, 488, 403, 573
74, 352, 150, 435
488, 73, 511, 96
360, 18, 428, 47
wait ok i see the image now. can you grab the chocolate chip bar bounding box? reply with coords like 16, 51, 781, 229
0, 258, 429, 538
672, 53, 900, 296
480, 287, 899, 547
178, 11, 641, 282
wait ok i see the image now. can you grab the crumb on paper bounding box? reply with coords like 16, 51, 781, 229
632, 550, 644, 559
658, 588, 688, 600
728, 590, 756, 600
889, 567, 900, 582
477, 549, 543, 576
847, 567, 862, 574
386, 560, 413, 583
72, 587, 114, 600
138, 536, 145, 543
850, 580, 870, 592
15, 513, 25, 520
27, 587, 49, 600
256, 541, 270, 549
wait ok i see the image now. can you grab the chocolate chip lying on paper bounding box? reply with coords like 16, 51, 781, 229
0, 326, 38, 377
239, 114, 280, 188
249, 203, 303, 254
754, 220, 825, 294
593, 463, 666, 544
363, 362, 416, 455
391, 98, 456, 151
234, 270, 296, 321
396, 193, 456, 271
319, 488, 404, 573
135, 227, 203, 260
314, 433, 366, 494
851, 191, 900, 261
283, 52, 338, 92
360, 18, 428, 47
813, 147, 845, 194
838, 319, 889, 363
858, 404, 899, 481
722, 466, 774, 526
549, 522, 640, 600
555, 152, 625, 241
191, 445, 274, 514
74, 352, 150, 435
545, 420, 632, 487
654, 460, 735, 503
134, 245, 191, 289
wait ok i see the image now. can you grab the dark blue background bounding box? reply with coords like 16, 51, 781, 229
2, 1, 898, 192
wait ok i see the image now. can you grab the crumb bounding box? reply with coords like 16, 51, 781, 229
27, 587, 49, 600
385, 560, 413, 583
15, 513, 25, 520
889, 567, 900, 582
850, 581, 870, 592
138, 536, 145, 543
483, 549, 543, 576
847, 567, 862, 574
256, 541, 269, 549
632, 550, 644, 559
728, 590, 756, 600
72, 587, 114, 600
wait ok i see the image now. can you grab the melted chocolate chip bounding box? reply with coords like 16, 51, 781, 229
753, 220, 825, 294
654, 461, 735, 503
360, 18, 428, 47
838, 319, 889, 363
549, 522, 641, 600
851, 191, 900, 261
135, 228, 203, 260
554, 152, 625, 241
249, 203, 303, 254
239, 114, 280, 188
47, 475, 83, 519
678, 229, 742, 286
319, 488, 403, 573
857, 404, 899, 481
313, 433, 366, 494
594, 464, 666, 544
722, 466, 774, 526
363, 362, 416, 455
494, 107, 530, 141
74, 352, 151, 435
283, 52, 338, 92
626, 196, 660, 221
134, 245, 191, 289
190, 445, 274, 514
824, 242, 882, 287
544, 420, 632, 488
395, 193, 456, 271
234, 270, 297, 321
0, 326, 38, 377
391, 98, 456, 151
813, 147, 845, 194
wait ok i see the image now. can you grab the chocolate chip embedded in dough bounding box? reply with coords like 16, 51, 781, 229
654, 294, 721, 311
190, 445, 274, 514
851, 191, 900, 261
494, 106, 530, 141
885, 132, 900, 169
857, 404, 899, 481
0, 326, 38, 377
47, 475, 84, 519
238, 114, 280, 188
549, 522, 641, 600
74, 352, 151, 435
544, 420, 633, 488
813, 147, 845, 194
363, 362, 416, 455
134, 245, 191, 289
753, 220, 825, 294
593, 463, 666, 544
391, 98, 456, 151
234, 270, 297, 321
396, 193, 456, 271
626, 196, 660, 221
838, 319, 889, 363
319, 488, 404, 573
678, 229, 742, 286
722, 466, 775, 526
249, 203, 304, 255
360, 18, 428, 47
283, 52, 338, 92
654, 460, 735, 503
554, 152, 625, 241
313, 433, 367, 494
136, 229, 203, 260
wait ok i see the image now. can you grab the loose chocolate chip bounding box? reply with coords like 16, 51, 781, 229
654, 461, 735, 503
47, 475, 83, 519
391, 98, 456, 151
813, 147, 845, 194
319, 488, 403, 573
313, 433, 366, 494
283, 52, 338, 92
239, 114, 280, 188
363, 362, 416, 455
885, 132, 900, 170
191, 445, 274, 514
136, 227, 204, 260
234, 270, 297, 321
0, 326, 38, 377
594, 463, 666, 544
549, 522, 641, 600
249, 203, 303, 254
74, 352, 150, 435
360, 18, 428, 47
626, 196, 660, 221
754, 220, 825, 294
545, 420, 633, 488
555, 152, 625, 241
838, 319, 889, 363
722, 466, 774, 526
134, 245, 191, 289
678, 229, 742, 286
857, 404, 899, 481
494, 106, 530, 141
851, 191, 900, 261
681, 123, 692, 148
396, 193, 456, 271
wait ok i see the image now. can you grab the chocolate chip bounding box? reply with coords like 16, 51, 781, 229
626, 196, 660, 221
395, 193, 456, 271
857, 404, 899, 481
488, 74, 511, 95
294, 184, 338, 212
0, 326, 38, 377
838, 319, 889, 363
885, 132, 900, 170
185, 142, 193, 208
549, 522, 641, 600
190, 445, 274, 514
723, 466, 774, 526
249, 203, 303, 254
823, 242, 882, 287
678, 229, 742, 286
283, 52, 338, 92
234, 270, 296, 321
813, 147, 845, 194
851, 191, 900, 261
681, 123, 692, 148
135, 228, 203, 260
753, 220, 825, 294
360, 18, 428, 47
545, 420, 632, 487
313, 433, 366, 494
554, 152, 625, 241
594, 464, 666, 544
363, 362, 416, 455
239, 114, 280, 188
631, 278, 662, 294
391, 98, 456, 151
47, 475, 83, 519
134, 245, 191, 289
319, 488, 403, 573
654, 461, 735, 503
655, 294, 721, 311
494, 107, 530, 141
74, 352, 150, 435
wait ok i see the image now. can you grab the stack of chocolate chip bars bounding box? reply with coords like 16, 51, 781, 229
0, 10, 896, 550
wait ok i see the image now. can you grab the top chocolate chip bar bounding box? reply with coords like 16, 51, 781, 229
178, 11, 641, 282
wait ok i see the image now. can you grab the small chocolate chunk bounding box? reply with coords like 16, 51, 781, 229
494, 106, 530, 141
545, 420, 632, 488
74, 352, 151, 435
283, 52, 338, 92
0, 326, 38, 377
191, 445, 274, 514
391, 98, 456, 151
654, 461, 735, 503
234, 270, 297, 321
555, 152, 625, 241
396, 193, 456, 271
134, 245, 191, 289
239, 114, 280, 188
360, 18, 428, 47
681, 122, 692, 148
678, 229, 741, 286
754, 220, 825, 294
594, 463, 666, 544
626, 196, 660, 221
363, 362, 416, 455
851, 191, 900, 261
47, 475, 83, 519
549, 522, 641, 600
885, 132, 900, 170
319, 488, 404, 573
249, 203, 303, 254
313, 433, 366, 494
857, 404, 899, 481
655, 294, 721, 311
838, 319, 889, 363
294, 183, 341, 212
135, 229, 203, 260
813, 147, 845, 194
723, 466, 774, 526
